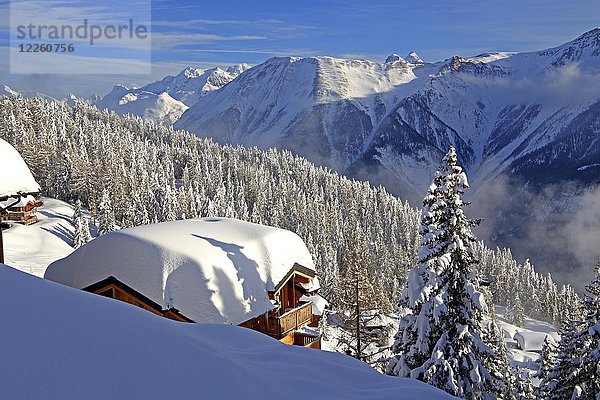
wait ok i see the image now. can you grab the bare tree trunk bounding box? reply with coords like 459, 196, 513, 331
355, 274, 361, 361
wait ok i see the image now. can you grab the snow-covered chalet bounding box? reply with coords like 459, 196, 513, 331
44, 218, 327, 348
0, 138, 42, 226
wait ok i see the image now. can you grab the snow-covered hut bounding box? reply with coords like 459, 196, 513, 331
514, 331, 557, 353
45, 217, 327, 348
0, 138, 42, 225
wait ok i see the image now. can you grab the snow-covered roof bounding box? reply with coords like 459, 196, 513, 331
1, 194, 37, 209
0, 138, 40, 199
299, 276, 321, 292
514, 331, 556, 352
299, 294, 328, 316
44, 218, 315, 325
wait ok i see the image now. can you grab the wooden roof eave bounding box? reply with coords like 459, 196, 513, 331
271, 263, 316, 294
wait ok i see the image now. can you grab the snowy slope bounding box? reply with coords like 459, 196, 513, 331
0, 265, 455, 400
96, 87, 188, 125
45, 218, 315, 324
494, 306, 559, 373
0, 137, 40, 198
96, 65, 250, 124
3, 198, 75, 277
0, 84, 18, 97
175, 28, 600, 200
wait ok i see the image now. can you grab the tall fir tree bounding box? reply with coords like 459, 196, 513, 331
97, 188, 116, 235
387, 146, 507, 399
534, 337, 556, 399
540, 316, 585, 399
506, 293, 525, 328
573, 263, 600, 398
72, 199, 91, 249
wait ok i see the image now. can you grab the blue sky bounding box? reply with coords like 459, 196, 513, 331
0, 0, 598, 97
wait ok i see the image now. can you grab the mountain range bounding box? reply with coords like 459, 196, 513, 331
173, 28, 600, 202
95, 64, 251, 125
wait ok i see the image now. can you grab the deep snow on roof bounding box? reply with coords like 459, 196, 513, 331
44, 218, 315, 325
2, 265, 454, 400
0, 138, 40, 199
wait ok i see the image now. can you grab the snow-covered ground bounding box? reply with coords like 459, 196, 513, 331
3, 198, 75, 277
0, 265, 455, 400
495, 305, 559, 373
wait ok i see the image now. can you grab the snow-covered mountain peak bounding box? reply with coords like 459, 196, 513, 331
540, 27, 600, 68
435, 55, 508, 79
179, 66, 204, 79
406, 51, 424, 64
103, 85, 130, 99
227, 63, 252, 75
385, 54, 404, 63
96, 63, 249, 124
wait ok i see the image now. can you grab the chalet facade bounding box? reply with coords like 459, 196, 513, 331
83, 276, 193, 323
83, 263, 324, 348
0, 194, 42, 225
45, 218, 328, 349
239, 263, 322, 348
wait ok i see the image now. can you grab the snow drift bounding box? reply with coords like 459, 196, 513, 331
0, 265, 454, 399
45, 218, 315, 324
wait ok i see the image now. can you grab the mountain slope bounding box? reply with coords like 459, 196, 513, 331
1, 84, 18, 97
175, 28, 600, 200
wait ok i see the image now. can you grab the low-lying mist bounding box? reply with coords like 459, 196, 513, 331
470, 175, 600, 292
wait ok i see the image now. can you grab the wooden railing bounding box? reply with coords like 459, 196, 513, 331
293, 332, 321, 348
275, 302, 313, 337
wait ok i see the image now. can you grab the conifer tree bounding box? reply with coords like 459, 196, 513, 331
534, 337, 556, 399
506, 293, 525, 328
540, 317, 585, 399
573, 263, 600, 398
482, 320, 514, 399
97, 188, 116, 235
338, 229, 393, 371
512, 367, 534, 400
387, 146, 506, 399
72, 199, 91, 248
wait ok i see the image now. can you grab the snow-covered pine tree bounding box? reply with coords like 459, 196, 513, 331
534, 337, 556, 399
506, 293, 525, 328
387, 146, 505, 399
573, 263, 600, 398
72, 199, 91, 249
512, 367, 534, 400
97, 188, 116, 235
482, 320, 514, 399
540, 316, 585, 399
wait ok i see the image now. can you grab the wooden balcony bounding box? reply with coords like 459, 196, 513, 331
265, 301, 313, 338
294, 331, 321, 349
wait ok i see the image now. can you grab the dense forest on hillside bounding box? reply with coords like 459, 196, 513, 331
0, 96, 581, 325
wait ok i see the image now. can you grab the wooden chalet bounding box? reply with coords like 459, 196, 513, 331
45, 218, 328, 350
83, 276, 193, 323
82, 262, 324, 349
0, 194, 42, 225
239, 263, 323, 348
